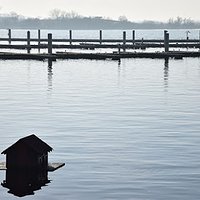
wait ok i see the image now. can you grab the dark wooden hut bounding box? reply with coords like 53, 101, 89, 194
1, 134, 53, 170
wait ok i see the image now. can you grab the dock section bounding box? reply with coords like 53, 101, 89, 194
0, 162, 6, 170
0, 29, 200, 61
0, 51, 199, 61
0, 162, 65, 172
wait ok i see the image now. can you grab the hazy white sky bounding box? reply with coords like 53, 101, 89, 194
0, 0, 200, 21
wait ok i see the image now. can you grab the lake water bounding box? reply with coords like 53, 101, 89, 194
0, 30, 200, 199
0, 29, 200, 40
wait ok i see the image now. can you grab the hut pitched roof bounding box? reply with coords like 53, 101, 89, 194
1, 134, 53, 155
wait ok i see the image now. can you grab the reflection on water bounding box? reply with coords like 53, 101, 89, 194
164, 58, 169, 89
117, 60, 121, 86
1, 169, 50, 197
48, 65, 53, 91
48, 58, 52, 68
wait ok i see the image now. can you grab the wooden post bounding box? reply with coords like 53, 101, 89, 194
141, 38, 144, 44
48, 33, 53, 67
118, 44, 121, 54
99, 30, 102, 44
123, 31, 126, 52
164, 30, 169, 52
166, 33, 169, 52
164, 30, 167, 48
38, 29, 41, 53
132, 30, 135, 45
8, 29, 11, 44
69, 30, 72, 45
27, 31, 31, 54
48, 33, 52, 54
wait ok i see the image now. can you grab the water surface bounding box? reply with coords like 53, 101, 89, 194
0, 58, 200, 199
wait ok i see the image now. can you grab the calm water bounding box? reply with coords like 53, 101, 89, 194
0, 28, 200, 199
0, 29, 200, 39
0, 57, 200, 199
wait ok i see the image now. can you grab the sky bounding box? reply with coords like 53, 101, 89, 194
0, 0, 200, 21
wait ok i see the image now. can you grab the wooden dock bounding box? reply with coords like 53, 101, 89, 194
0, 51, 199, 61
0, 162, 65, 172
1, 29, 200, 51
0, 29, 200, 61
48, 163, 65, 172
0, 162, 6, 170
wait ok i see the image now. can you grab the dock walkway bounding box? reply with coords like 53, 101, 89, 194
0, 51, 199, 61
0, 162, 65, 172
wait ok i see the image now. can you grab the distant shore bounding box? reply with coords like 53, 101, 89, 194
0, 13, 200, 29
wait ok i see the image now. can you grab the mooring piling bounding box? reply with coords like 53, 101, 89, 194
100, 30, 102, 44
38, 29, 41, 53
118, 44, 121, 54
8, 29, 11, 44
69, 30, 72, 45
48, 33, 53, 67
48, 33, 52, 55
132, 30, 135, 45
123, 31, 126, 52
27, 31, 31, 54
164, 30, 169, 52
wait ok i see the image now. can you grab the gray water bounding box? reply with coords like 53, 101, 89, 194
0, 57, 200, 199
1, 29, 200, 39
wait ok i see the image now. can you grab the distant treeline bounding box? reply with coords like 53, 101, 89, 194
0, 10, 200, 29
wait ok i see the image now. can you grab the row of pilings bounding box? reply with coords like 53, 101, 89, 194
4, 29, 174, 54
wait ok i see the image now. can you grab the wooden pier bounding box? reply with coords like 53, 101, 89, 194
0, 29, 200, 61
0, 51, 199, 61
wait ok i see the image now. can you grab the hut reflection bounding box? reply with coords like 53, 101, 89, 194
1, 169, 50, 197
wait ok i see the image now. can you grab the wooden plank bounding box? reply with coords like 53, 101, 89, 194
0, 162, 65, 171
0, 51, 199, 61
48, 163, 65, 172
0, 52, 56, 60
0, 162, 6, 170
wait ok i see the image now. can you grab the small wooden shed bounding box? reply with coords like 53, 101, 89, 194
1, 134, 53, 170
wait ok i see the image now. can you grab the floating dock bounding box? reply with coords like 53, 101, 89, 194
0, 162, 65, 172
48, 163, 65, 172
0, 51, 199, 61
0, 162, 6, 170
